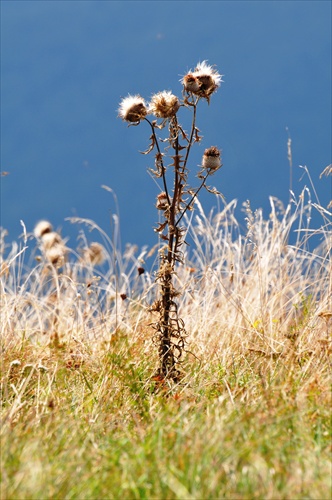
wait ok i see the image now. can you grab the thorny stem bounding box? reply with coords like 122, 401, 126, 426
175, 172, 210, 228
152, 111, 217, 379
145, 118, 171, 206
182, 97, 199, 170
160, 116, 181, 377
172, 97, 205, 228
170, 116, 181, 248
119, 65, 223, 382
145, 98, 219, 381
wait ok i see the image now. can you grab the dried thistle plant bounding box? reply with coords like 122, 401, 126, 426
118, 61, 223, 381
34, 220, 67, 267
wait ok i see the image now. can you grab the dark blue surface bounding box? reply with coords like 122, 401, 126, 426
1, 1, 331, 252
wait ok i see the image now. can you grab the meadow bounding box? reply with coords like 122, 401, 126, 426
1, 177, 331, 499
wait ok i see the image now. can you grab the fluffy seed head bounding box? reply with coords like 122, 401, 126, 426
202, 146, 222, 171
41, 231, 62, 250
83, 242, 105, 266
149, 91, 180, 118
182, 74, 200, 93
194, 61, 222, 86
182, 61, 222, 101
118, 95, 148, 123
45, 244, 67, 267
34, 220, 53, 238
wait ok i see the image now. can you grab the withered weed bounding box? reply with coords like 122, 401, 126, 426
118, 61, 223, 381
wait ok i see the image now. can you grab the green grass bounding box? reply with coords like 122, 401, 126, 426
1, 329, 331, 499
1, 192, 331, 499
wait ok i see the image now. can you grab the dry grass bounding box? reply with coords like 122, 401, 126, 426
1, 190, 331, 499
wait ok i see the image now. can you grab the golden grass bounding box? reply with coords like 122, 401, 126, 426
1, 191, 331, 499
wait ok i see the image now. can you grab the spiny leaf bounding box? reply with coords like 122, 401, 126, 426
194, 127, 203, 142
140, 134, 156, 155
154, 221, 168, 234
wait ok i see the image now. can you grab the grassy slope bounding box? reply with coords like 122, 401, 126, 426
1, 194, 331, 499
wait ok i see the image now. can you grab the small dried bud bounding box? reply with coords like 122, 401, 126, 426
149, 91, 180, 119
118, 95, 148, 123
34, 220, 53, 238
137, 266, 145, 276
202, 146, 222, 171
120, 293, 127, 300
156, 192, 170, 210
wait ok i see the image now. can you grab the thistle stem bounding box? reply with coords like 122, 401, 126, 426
175, 173, 209, 228
182, 97, 199, 170
160, 117, 182, 377
145, 118, 171, 206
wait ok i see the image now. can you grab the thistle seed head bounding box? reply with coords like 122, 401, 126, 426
83, 242, 105, 266
182, 61, 222, 100
149, 91, 180, 119
181, 74, 200, 93
118, 95, 148, 123
41, 231, 62, 250
34, 220, 53, 238
202, 146, 222, 171
45, 244, 67, 267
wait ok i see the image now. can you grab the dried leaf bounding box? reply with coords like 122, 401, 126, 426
154, 221, 168, 233
194, 127, 202, 142
140, 133, 155, 155
204, 185, 221, 196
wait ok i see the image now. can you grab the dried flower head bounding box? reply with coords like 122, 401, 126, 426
41, 231, 62, 250
34, 220, 53, 239
149, 91, 180, 119
182, 74, 201, 94
182, 61, 222, 101
202, 146, 222, 171
118, 95, 148, 123
34, 220, 67, 266
83, 242, 105, 266
45, 244, 67, 267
